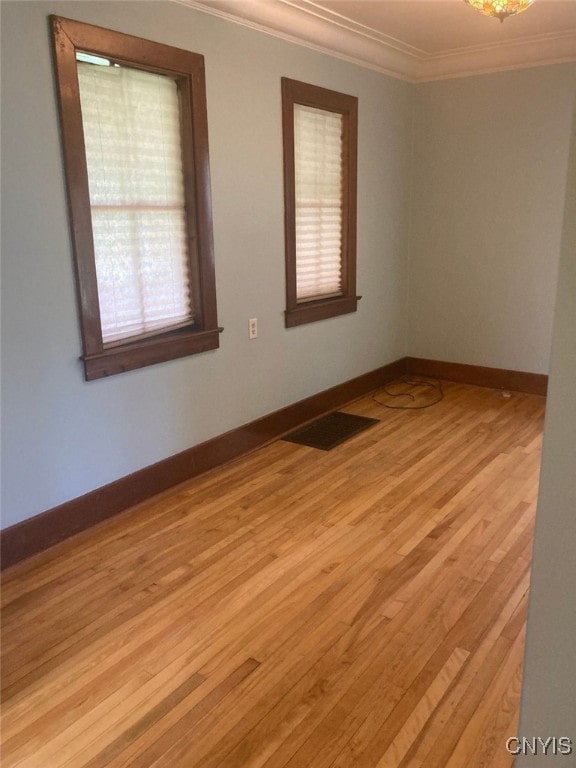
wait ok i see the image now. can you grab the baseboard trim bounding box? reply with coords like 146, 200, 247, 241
1, 358, 406, 570
1, 356, 547, 570
405, 357, 548, 396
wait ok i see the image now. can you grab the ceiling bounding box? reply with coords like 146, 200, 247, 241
182, 0, 576, 81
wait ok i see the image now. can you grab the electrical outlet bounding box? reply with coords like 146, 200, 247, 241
249, 318, 258, 339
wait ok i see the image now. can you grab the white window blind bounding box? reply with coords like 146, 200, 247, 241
294, 104, 344, 301
77, 60, 192, 344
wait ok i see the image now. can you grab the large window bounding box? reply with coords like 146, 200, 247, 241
51, 16, 221, 380
281, 78, 359, 328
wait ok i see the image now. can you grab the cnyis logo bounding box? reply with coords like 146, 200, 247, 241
506, 737, 573, 756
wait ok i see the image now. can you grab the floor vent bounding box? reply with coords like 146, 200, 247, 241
282, 411, 379, 451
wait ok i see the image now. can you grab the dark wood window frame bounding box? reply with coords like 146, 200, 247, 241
50, 16, 222, 380
281, 77, 360, 328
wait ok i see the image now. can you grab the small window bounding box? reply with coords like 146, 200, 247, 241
51, 16, 221, 379
281, 78, 360, 328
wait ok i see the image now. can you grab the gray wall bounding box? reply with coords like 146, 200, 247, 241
0, 1, 412, 528
517, 105, 576, 761
408, 66, 576, 373
1, 1, 575, 534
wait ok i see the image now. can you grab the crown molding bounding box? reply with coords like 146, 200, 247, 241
176, 0, 420, 80
177, 0, 576, 82
418, 28, 576, 82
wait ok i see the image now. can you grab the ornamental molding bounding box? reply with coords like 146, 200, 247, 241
178, 0, 576, 82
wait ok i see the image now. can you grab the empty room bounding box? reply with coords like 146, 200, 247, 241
1, 1, 575, 766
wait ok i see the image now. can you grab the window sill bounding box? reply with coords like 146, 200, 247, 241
83, 326, 223, 380
285, 295, 361, 328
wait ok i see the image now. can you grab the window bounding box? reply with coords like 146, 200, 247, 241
281, 78, 359, 328
51, 16, 221, 380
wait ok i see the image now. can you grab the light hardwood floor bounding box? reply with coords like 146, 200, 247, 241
1, 381, 546, 768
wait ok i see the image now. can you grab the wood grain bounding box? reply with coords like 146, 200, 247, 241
1, 382, 545, 767
405, 357, 547, 396
0, 360, 405, 569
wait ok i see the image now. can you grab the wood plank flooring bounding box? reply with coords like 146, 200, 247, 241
1, 381, 546, 768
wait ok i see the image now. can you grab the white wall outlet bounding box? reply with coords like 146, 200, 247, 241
249, 318, 258, 339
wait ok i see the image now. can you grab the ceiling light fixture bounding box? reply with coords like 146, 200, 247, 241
464, 0, 535, 23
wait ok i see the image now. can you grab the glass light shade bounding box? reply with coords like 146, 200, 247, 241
464, 0, 534, 22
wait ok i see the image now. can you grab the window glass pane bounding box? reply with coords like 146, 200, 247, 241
77, 60, 192, 343
294, 104, 344, 301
